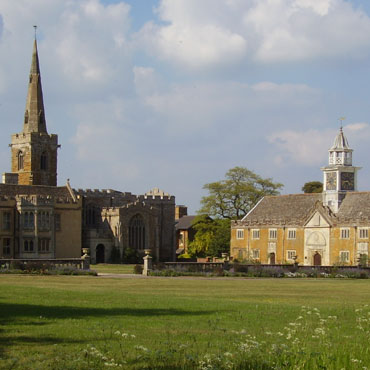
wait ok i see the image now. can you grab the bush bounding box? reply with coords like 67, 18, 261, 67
110, 246, 121, 264
9, 260, 26, 270
17, 261, 53, 273
122, 248, 140, 264
133, 264, 143, 274
233, 264, 249, 273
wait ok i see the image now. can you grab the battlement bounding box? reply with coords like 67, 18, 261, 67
141, 187, 175, 202
74, 188, 131, 197
138, 194, 175, 202
11, 132, 58, 145
15, 194, 74, 206
17, 195, 54, 206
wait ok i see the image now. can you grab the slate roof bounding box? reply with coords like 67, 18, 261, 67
0, 183, 74, 201
337, 192, 370, 222
240, 193, 322, 226
175, 215, 196, 230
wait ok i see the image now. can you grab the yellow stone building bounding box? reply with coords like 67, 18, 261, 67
231, 128, 369, 266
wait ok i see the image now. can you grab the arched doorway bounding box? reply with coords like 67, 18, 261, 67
129, 214, 146, 250
269, 252, 276, 265
96, 244, 105, 264
313, 252, 322, 266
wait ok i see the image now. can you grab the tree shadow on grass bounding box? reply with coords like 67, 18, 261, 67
0, 302, 214, 321
0, 303, 216, 358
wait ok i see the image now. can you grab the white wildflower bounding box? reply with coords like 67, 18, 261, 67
314, 328, 325, 335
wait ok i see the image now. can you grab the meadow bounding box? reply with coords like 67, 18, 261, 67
0, 274, 370, 369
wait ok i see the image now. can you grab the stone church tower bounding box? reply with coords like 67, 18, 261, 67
9, 39, 59, 186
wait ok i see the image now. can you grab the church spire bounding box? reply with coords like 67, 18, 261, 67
23, 37, 47, 133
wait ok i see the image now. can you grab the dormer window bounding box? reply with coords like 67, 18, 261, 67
24, 111, 29, 124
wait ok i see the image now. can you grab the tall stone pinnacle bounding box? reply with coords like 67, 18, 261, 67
23, 39, 47, 134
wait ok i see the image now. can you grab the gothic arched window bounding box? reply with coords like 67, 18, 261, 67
18, 151, 24, 170
40, 152, 48, 170
129, 214, 146, 250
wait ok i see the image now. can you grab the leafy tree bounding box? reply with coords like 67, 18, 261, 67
199, 166, 283, 220
187, 215, 230, 257
302, 181, 323, 193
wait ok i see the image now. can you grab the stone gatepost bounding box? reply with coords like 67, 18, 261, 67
222, 253, 229, 270
143, 249, 152, 276
82, 248, 90, 270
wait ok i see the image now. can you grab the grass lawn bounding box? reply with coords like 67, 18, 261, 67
0, 275, 370, 369
91, 264, 138, 274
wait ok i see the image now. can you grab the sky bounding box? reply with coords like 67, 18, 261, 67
1, 0, 370, 213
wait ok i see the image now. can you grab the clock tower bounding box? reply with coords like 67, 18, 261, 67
321, 127, 361, 213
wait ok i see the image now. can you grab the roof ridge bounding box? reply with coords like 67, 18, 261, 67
264, 193, 321, 199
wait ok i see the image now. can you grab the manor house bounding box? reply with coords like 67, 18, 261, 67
231, 128, 370, 266
0, 39, 175, 263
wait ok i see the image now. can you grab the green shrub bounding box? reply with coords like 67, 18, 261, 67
122, 247, 140, 264
133, 264, 143, 274
110, 246, 121, 264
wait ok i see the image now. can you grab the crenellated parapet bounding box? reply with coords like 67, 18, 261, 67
15, 194, 76, 207
74, 188, 127, 196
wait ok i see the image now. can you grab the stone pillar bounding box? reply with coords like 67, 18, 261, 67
82, 248, 90, 270
143, 249, 152, 276
222, 253, 229, 270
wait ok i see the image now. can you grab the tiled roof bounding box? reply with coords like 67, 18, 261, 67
0, 184, 73, 200
241, 193, 321, 226
176, 215, 196, 230
337, 192, 370, 221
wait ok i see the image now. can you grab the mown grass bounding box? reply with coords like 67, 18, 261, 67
0, 276, 369, 369
91, 264, 137, 275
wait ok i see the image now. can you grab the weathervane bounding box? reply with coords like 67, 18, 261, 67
33, 25, 37, 40
338, 117, 346, 130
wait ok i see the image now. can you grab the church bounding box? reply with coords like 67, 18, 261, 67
231, 127, 369, 266
0, 39, 175, 263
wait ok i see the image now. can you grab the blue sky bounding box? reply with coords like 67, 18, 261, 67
1, 0, 370, 213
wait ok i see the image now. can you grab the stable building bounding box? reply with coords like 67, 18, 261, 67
231, 128, 369, 266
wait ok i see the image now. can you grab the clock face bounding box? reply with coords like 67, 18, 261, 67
341, 172, 354, 191
326, 172, 337, 191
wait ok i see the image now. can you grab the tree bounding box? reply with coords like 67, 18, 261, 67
187, 215, 230, 257
302, 181, 323, 193
199, 166, 283, 220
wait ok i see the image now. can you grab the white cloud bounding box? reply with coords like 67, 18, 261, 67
268, 129, 334, 166
294, 0, 333, 16
0, 0, 132, 97
269, 123, 370, 167
345, 122, 369, 132
137, 0, 370, 68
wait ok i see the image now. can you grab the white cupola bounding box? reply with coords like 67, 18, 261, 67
321, 127, 361, 213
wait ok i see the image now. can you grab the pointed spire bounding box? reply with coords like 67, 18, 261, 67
23, 35, 47, 134
30, 39, 40, 75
